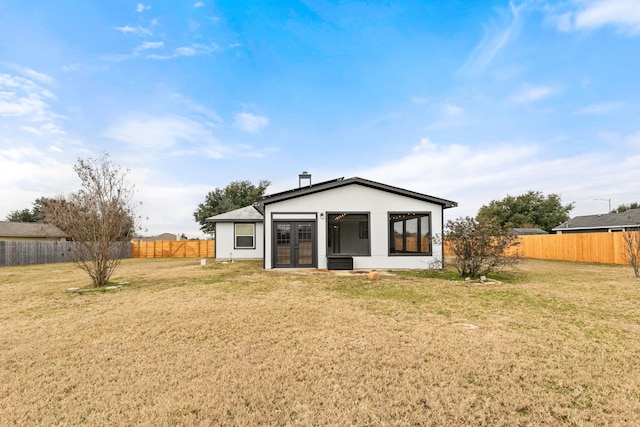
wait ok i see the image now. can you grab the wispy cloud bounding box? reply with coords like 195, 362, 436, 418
443, 104, 464, 116
104, 42, 216, 62
410, 95, 429, 105
352, 135, 640, 219
104, 112, 268, 158
510, 84, 562, 104
551, 0, 640, 36
61, 63, 105, 73
6, 65, 55, 85
0, 70, 63, 134
0, 146, 78, 210
136, 41, 164, 51
428, 103, 470, 130
136, 4, 150, 13
358, 112, 400, 130
171, 93, 223, 123
146, 43, 219, 60
233, 112, 269, 133
193, 2, 205, 8
104, 114, 218, 150
460, 1, 525, 76
115, 25, 152, 36
573, 101, 625, 115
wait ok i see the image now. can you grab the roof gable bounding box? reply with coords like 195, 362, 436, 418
205, 205, 264, 223
260, 177, 457, 208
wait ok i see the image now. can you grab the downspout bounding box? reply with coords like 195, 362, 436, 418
441, 205, 445, 269
262, 208, 267, 270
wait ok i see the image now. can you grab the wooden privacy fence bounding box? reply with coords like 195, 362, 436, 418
516, 232, 633, 265
131, 240, 215, 259
445, 232, 636, 265
0, 241, 131, 267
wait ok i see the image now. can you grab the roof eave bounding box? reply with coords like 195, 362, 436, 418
260, 177, 458, 208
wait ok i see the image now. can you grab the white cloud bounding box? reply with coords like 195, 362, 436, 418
443, 104, 464, 116
349, 136, 640, 220
115, 25, 135, 33
193, 2, 205, 8
114, 25, 151, 36
136, 41, 164, 51
510, 84, 562, 104
104, 114, 221, 151
428, 103, 470, 130
175, 47, 196, 56
0, 72, 63, 134
146, 43, 219, 60
102, 112, 272, 159
0, 146, 77, 218
171, 93, 223, 123
233, 112, 269, 133
410, 95, 429, 105
552, 0, 640, 36
105, 42, 217, 63
358, 112, 400, 130
460, 1, 525, 76
136, 4, 150, 13
573, 101, 625, 115
7, 65, 55, 85
412, 137, 437, 152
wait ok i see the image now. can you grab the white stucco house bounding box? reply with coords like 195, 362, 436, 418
207, 175, 457, 270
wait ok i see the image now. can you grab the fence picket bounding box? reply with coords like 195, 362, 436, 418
131, 240, 215, 259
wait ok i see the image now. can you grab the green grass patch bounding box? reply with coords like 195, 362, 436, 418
328, 278, 437, 306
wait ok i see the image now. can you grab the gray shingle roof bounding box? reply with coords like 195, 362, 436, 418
259, 177, 458, 208
510, 228, 548, 235
205, 205, 264, 223
0, 221, 67, 238
553, 208, 640, 231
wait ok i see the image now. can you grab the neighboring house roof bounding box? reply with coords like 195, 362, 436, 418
135, 233, 186, 242
206, 205, 264, 223
552, 208, 640, 232
0, 221, 67, 238
259, 177, 458, 208
510, 228, 548, 235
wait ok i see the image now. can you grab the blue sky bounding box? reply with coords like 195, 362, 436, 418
1, 0, 639, 237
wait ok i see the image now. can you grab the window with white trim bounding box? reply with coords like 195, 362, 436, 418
235, 223, 255, 249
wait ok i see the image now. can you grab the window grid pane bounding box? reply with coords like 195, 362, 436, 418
276, 224, 291, 264
389, 213, 431, 255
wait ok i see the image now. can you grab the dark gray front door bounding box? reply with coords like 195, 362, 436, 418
273, 221, 316, 268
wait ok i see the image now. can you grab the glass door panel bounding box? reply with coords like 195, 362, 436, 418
297, 223, 313, 266
276, 223, 291, 266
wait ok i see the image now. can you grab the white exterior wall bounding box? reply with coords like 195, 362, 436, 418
215, 222, 264, 260
264, 184, 444, 270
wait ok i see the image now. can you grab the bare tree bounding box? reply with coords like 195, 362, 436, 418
443, 216, 521, 278
623, 228, 640, 278
44, 154, 138, 287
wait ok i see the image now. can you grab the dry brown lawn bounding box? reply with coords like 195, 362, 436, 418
1, 258, 640, 426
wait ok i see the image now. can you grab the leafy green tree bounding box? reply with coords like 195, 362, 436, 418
477, 191, 573, 233
612, 203, 640, 213
5, 197, 52, 222
443, 216, 521, 278
6, 208, 36, 222
194, 180, 270, 235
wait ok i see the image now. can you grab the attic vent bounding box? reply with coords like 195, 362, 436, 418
299, 171, 311, 188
